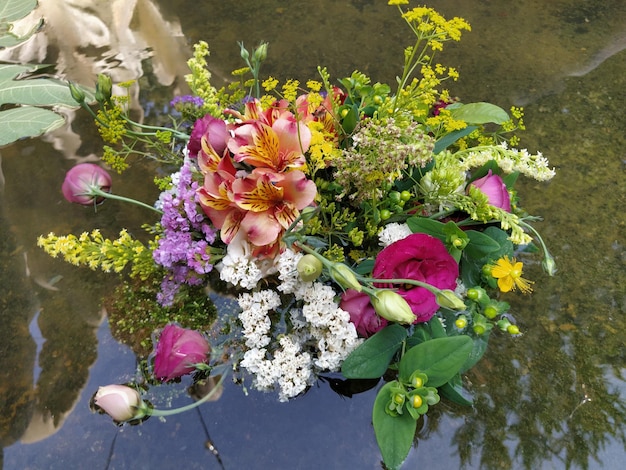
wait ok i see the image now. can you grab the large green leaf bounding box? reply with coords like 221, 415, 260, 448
0, 106, 65, 146
372, 381, 417, 470
0, 64, 93, 107
0, 0, 37, 23
398, 336, 473, 387
341, 324, 406, 379
450, 102, 510, 125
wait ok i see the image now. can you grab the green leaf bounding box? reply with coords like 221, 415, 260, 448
341, 324, 406, 379
433, 125, 477, 154
398, 336, 473, 387
0, 106, 65, 146
450, 102, 510, 125
0, 64, 94, 107
0, 0, 38, 22
463, 230, 501, 259
406, 217, 446, 240
461, 332, 490, 373
439, 374, 473, 406
372, 381, 417, 470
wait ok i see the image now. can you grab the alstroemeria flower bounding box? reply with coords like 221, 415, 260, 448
373, 233, 459, 323
153, 324, 210, 382
233, 169, 317, 247
469, 170, 511, 212
227, 99, 311, 173
62, 163, 112, 205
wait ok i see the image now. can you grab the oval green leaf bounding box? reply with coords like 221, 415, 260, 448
398, 336, 473, 387
372, 381, 417, 470
450, 102, 510, 125
341, 323, 406, 379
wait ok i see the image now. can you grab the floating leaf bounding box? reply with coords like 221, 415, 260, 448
0, 106, 65, 146
372, 381, 417, 470
341, 324, 406, 379
0, 0, 38, 23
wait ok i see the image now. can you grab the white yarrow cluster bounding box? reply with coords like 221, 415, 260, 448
238, 248, 362, 401
378, 222, 412, 247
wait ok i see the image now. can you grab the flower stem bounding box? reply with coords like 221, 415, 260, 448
88, 187, 162, 214
145, 373, 227, 418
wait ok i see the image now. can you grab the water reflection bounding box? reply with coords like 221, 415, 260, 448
1, 0, 625, 468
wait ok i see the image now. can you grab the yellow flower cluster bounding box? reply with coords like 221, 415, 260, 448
37, 229, 157, 280
185, 41, 222, 117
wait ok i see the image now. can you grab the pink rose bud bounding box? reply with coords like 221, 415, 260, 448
61, 163, 112, 205
469, 170, 511, 212
93, 384, 141, 422
340, 288, 388, 337
153, 324, 210, 382
188, 115, 229, 158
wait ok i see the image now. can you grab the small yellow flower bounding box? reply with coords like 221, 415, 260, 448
489, 257, 533, 294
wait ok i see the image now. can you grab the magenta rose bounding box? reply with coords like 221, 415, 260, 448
340, 289, 388, 338
372, 233, 459, 323
469, 170, 511, 212
153, 324, 210, 381
187, 115, 229, 158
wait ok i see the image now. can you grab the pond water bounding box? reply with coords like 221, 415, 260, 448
1, 0, 625, 469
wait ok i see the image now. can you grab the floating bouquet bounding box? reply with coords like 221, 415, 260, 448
37, 1, 556, 468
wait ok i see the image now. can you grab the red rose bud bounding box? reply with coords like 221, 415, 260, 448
92, 384, 142, 422
153, 324, 210, 382
469, 170, 511, 212
61, 163, 112, 205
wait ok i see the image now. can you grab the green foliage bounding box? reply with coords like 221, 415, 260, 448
341, 324, 406, 379
372, 382, 417, 470
449, 101, 510, 125
0, 1, 94, 146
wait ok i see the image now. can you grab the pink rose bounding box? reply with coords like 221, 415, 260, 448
187, 115, 229, 158
469, 170, 511, 212
340, 289, 388, 338
61, 163, 112, 205
372, 233, 459, 323
153, 324, 210, 381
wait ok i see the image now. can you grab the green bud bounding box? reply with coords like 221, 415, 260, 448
473, 324, 486, 335
370, 290, 416, 324
542, 252, 557, 276
253, 42, 269, 63
409, 371, 428, 389
483, 304, 498, 319
95, 74, 113, 104
68, 81, 86, 104
497, 318, 512, 331
297, 254, 323, 282
507, 324, 520, 335
330, 263, 361, 291
455, 315, 468, 329
239, 42, 250, 62
435, 289, 466, 310
466, 286, 489, 306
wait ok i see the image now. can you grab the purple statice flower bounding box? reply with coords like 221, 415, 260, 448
170, 95, 205, 109
153, 157, 217, 306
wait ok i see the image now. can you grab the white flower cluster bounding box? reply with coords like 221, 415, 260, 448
378, 222, 412, 247
237, 248, 362, 401
218, 232, 277, 289
459, 142, 556, 181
